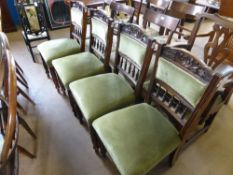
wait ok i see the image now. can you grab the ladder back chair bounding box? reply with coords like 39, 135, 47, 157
165, 1, 206, 50
17, 2, 50, 62
52, 9, 114, 95
92, 46, 229, 175
68, 23, 155, 151
0, 36, 19, 175
38, 1, 88, 86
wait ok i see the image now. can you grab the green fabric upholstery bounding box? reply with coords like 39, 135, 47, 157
93, 103, 181, 175
92, 18, 108, 43
37, 38, 81, 67
142, 28, 159, 38
52, 52, 105, 87
71, 7, 83, 27
157, 57, 207, 107
119, 34, 147, 67
69, 73, 135, 123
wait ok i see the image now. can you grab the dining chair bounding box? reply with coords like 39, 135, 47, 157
68, 23, 155, 151
52, 9, 114, 95
147, 0, 170, 13
142, 9, 180, 45
92, 46, 231, 175
38, 1, 88, 91
17, 2, 50, 62
165, 1, 206, 50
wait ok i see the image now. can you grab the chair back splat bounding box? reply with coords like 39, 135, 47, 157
70, 1, 88, 52
146, 46, 225, 145
89, 9, 114, 72
114, 23, 155, 98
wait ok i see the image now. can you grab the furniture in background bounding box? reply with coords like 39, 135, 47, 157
44, 0, 70, 29
219, 0, 233, 18
0, 0, 17, 32
16, 2, 50, 62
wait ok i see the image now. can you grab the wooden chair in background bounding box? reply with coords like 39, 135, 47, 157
17, 2, 50, 62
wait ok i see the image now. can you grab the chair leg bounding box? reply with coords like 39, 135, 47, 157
90, 126, 100, 154
18, 114, 37, 139
26, 41, 36, 63
40, 54, 50, 79
56, 71, 66, 96
18, 145, 36, 159
49, 67, 61, 94
17, 102, 27, 115
18, 87, 35, 105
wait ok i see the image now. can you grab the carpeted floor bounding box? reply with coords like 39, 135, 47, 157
6, 27, 233, 175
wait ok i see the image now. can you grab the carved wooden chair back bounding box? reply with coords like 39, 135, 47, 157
0, 36, 18, 174
143, 9, 180, 44
146, 46, 224, 148
16, 2, 50, 62
110, 2, 135, 23
147, 0, 170, 12
196, 13, 233, 69
17, 2, 49, 40
165, 1, 205, 50
89, 9, 114, 71
114, 23, 155, 98
70, 1, 88, 52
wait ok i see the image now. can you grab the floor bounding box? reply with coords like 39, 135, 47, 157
6, 27, 233, 175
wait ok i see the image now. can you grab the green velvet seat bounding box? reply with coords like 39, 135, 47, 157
37, 38, 81, 67
52, 52, 105, 88
93, 103, 181, 175
69, 73, 135, 123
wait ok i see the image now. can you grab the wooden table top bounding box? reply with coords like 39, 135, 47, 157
64, 0, 126, 7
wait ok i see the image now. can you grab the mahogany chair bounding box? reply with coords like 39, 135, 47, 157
165, 1, 206, 50
68, 23, 155, 151
17, 2, 50, 62
92, 46, 233, 175
52, 9, 114, 95
38, 1, 88, 92
142, 9, 180, 45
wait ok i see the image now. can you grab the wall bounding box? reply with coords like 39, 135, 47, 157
7, 0, 19, 25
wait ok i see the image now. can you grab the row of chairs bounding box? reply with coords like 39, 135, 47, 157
36, 1, 233, 175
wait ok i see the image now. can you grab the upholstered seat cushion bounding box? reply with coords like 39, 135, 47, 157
69, 73, 135, 123
52, 52, 105, 88
37, 38, 81, 67
93, 103, 181, 175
